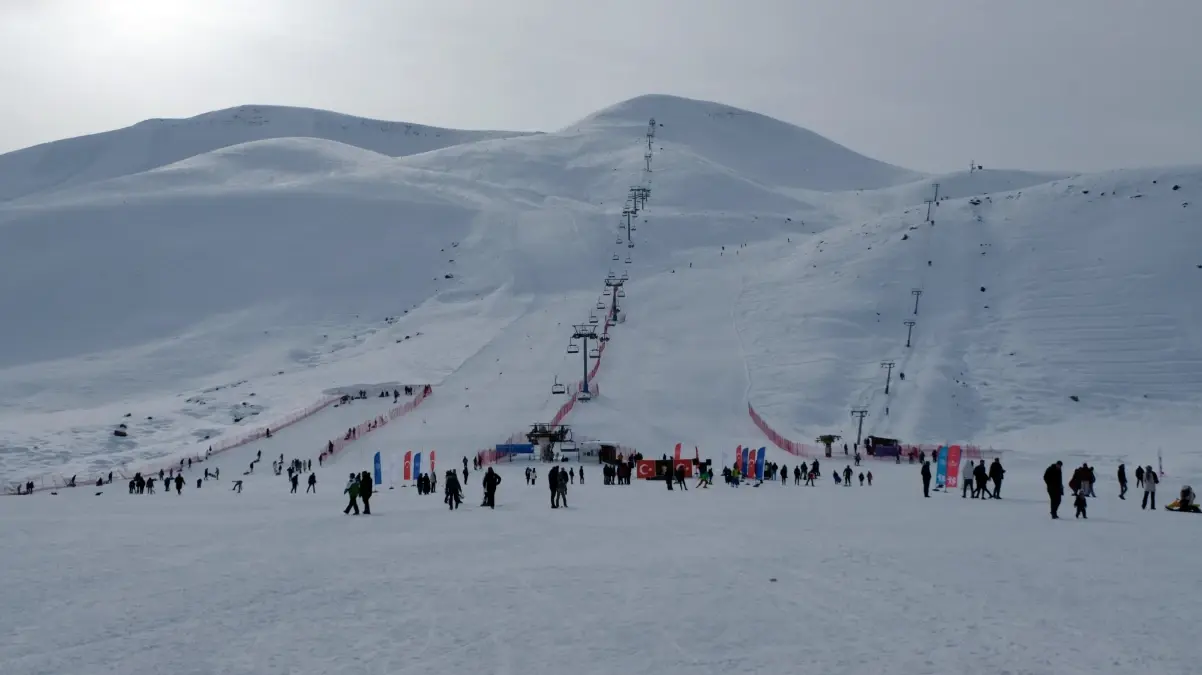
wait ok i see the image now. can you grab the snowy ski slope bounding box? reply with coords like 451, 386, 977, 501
2, 94, 1201, 486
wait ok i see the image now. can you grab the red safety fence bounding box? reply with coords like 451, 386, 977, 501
6, 394, 342, 495
748, 402, 999, 461
319, 386, 432, 464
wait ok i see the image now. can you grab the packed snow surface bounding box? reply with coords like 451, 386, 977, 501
3, 451, 1199, 675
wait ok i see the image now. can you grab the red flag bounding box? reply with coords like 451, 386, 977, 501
695, 446, 700, 463
403, 451, 413, 481
431, 450, 436, 473
734, 445, 742, 469
673, 443, 681, 462
946, 446, 962, 489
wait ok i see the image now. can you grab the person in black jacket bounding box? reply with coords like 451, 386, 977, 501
1044, 461, 1064, 519
548, 466, 561, 508
988, 459, 1005, 498
482, 467, 501, 509
1117, 463, 1128, 500
973, 462, 992, 499
359, 471, 373, 515
921, 461, 932, 497
444, 470, 463, 510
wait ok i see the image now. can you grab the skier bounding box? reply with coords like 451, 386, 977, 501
146, 477, 155, 495
1117, 463, 1128, 500
1044, 461, 1064, 519
344, 473, 361, 515
307, 473, 317, 493
989, 458, 1005, 498
290, 473, 299, 494
482, 467, 501, 509
1141, 465, 1158, 510
921, 461, 932, 498
359, 471, 373, 515
232, 480, 243, 493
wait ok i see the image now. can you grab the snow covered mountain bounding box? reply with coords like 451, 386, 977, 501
2, 93, 1200, 487
0, 104, 534, 203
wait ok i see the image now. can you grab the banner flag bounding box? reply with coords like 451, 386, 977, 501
373, 452, 383, 485
935, 445, 949, 488
741, 446, 751, 476
946, 445, 963, 489
734, 445, 742, 470
755, 447, 766, 480
673, 443, 681, 462
413, 452, 422, 481
403, 451, 413, 481
431, 450, 436, 474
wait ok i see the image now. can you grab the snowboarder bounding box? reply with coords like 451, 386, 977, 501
344, 473, 361, 515
482, 467, 501, 509
1044, 461, 1064, 519
921, 461, 932, 498
1117, 463, 1128, 500
307, 473, 317, 493
1141, 465, 1158, 510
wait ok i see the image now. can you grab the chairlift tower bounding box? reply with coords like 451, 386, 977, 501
572, 323, 599, 398
644, 152, 653, 173
904, 320, 916, 348
881, 361, 896, 395
604, 278, 626, 322
924, 183, 940, 223
911, 289, 923, 315
850, 409, 869, 447
646, 118, 656, 151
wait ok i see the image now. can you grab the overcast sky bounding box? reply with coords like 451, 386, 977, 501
2, 0, 1199, 172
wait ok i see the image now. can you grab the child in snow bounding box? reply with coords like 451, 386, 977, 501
1074, 491, 1088, 519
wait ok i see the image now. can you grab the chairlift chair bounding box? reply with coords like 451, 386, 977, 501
567, 342, 580, 354
577, 390, 593, 402
617, 289, 626, 298
589, 315, 599, 324
596, 301, 605, 310
603, 288, 612, 296
620, 271, 629, 280
625, 256, 632, 264
612, 254, 620, 261
599, 333, 610, 342
607, 271, 616, 279
551, 377, 567, 395
617, 237, 623, 244
588, 347, 600, 358
628, 242, 634, 249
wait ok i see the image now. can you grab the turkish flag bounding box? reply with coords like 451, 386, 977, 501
636, 460, 656, 479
